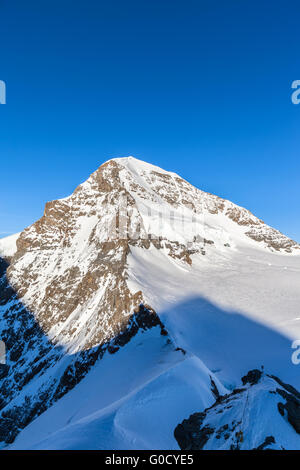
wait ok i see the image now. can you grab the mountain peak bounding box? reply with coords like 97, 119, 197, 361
107, 155, 180, 178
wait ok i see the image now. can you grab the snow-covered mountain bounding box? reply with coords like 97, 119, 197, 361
0, 156, 300, 450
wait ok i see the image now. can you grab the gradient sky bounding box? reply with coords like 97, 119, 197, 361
0, 0, 300, 241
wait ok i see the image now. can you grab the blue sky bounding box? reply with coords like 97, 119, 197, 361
0, 0, 299, 241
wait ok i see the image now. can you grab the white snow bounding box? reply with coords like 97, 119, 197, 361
9, 237, 300, 449
8, 326, 225, 450
127, 243, 300, 389
0, 233, 20, 258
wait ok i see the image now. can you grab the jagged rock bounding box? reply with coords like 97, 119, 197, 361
174, 412, 206, 450
210, 377, 221, 400
276, 388, 300, 434
0, 364, 9, 380
255, 436, 276, 450
242, 369, 262, 386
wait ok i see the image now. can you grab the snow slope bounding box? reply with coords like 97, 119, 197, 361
0, 233, 20, 258
9, 326, 226, 450
127, 243, 300, 389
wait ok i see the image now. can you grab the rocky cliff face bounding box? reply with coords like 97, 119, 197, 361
0, 156, 299, 447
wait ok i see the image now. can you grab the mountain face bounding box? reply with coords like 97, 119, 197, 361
0, 156, 300, 449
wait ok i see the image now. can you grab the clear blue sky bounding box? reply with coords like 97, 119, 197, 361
0, 0, 299, 241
